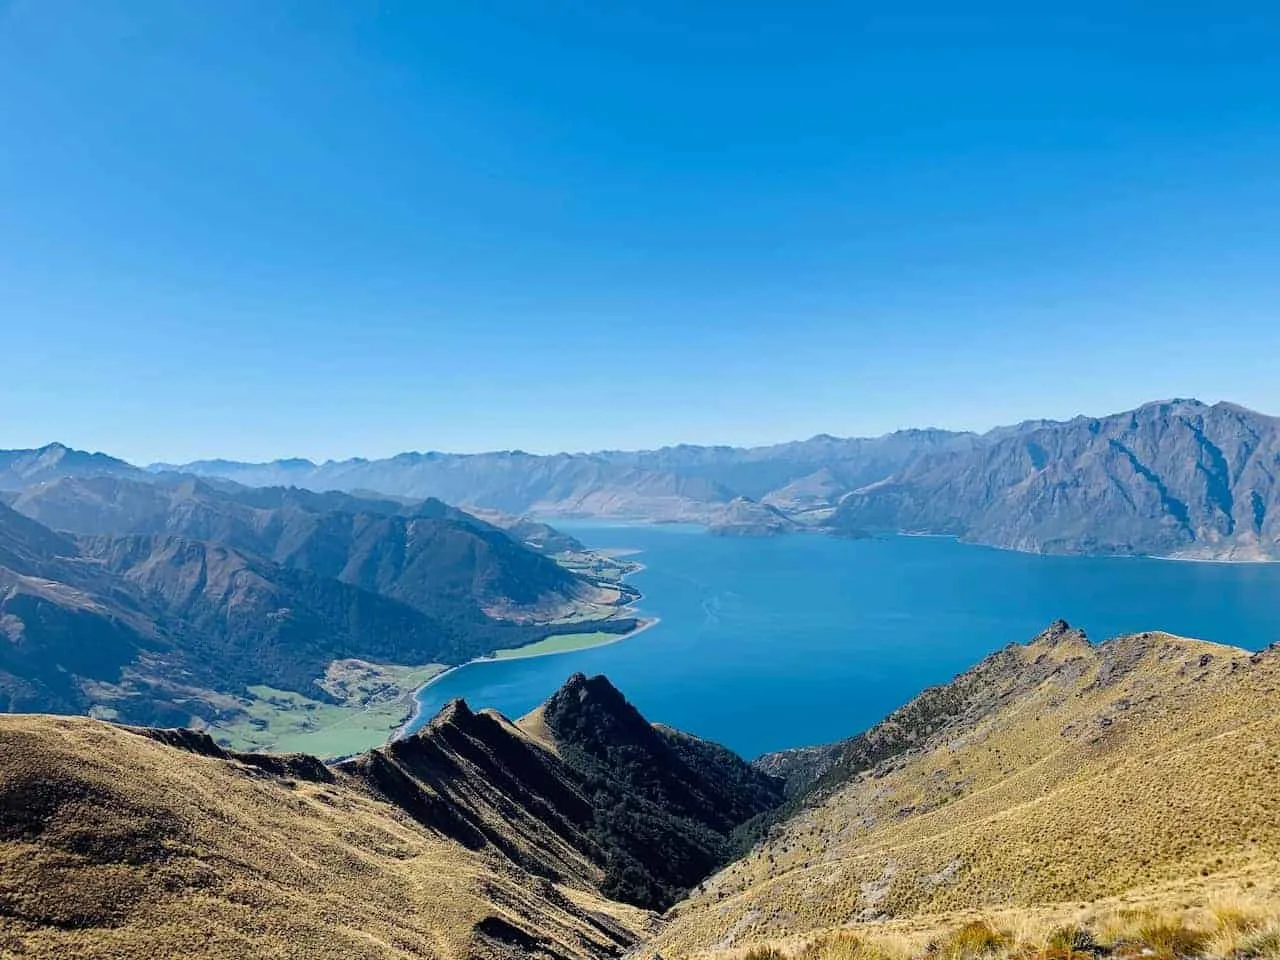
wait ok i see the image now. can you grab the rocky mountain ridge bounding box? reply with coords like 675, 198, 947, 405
0, 673, 779, 958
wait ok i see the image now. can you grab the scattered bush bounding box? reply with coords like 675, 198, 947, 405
1045, 926, 1096, 954
935, 921, 1012, 960
1237, 926, 1280, 960
1134, 918, 1209, 959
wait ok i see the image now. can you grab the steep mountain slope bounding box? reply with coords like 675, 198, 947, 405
0, 502, 173, 718
0, 674, 778, 958
12, 476, 612, 623
656, 623, 1280, 955
526, 674, 784, 908
0, 714, 651, 960
0, 503, 615, 730
354, 674, 781, 912
0, 443, 141, 491
75, 533, 522, 700
831, 399, 1280, 559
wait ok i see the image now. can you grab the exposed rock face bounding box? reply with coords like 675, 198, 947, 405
353, 678, 782, 912
830, 400, 1280, 559
532, 673, 784, 908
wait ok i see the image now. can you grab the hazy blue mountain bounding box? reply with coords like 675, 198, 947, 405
12, 400, 1279, 558
830, 399, 1280, 559
0, 443, 141, 490
153, 430, 975, 523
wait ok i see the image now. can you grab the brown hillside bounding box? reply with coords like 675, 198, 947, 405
0, 672, 776, 959
0, 714, 651, 960
657, 625, 1280, 956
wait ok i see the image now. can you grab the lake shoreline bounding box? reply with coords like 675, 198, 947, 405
391, 550, 654, 741
389, 616, 660, 741
386, 523, 1280, 759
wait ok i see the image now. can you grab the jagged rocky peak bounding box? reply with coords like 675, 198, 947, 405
1028, 618, 1090, 648
417, 696, 502, 744
541, 672, 655, 744
551, 671, 622, 704
431, 696, 476, 727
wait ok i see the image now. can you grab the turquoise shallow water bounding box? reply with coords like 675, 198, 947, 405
405, 525, 1280, 759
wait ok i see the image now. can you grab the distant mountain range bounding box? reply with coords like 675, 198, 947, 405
147, 428, 977, 535
1, 395, 1277, 734
140, 398, 1280, 558
829, 399, 1280, 559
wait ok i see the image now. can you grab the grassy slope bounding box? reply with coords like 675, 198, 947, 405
488, 631, 622, 660
657, 630, 1280, 957
0, 715, 651, 960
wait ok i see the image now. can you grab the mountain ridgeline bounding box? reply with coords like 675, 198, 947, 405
143, 399, 1280, 558
0, 674, 781, 959
3, 628, 1279, 960
829, 399, 1280, 560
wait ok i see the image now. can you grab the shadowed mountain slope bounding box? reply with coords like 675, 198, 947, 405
351, 674, 783, 912
0, 502, 172, 718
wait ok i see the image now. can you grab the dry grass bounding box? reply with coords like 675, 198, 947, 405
690, 895, 1280, 960
658, 631, 1280, 954
0, 714, 650, 960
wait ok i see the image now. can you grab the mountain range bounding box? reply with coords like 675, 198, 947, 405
135, 399, 1280, 558
0, 477, 632, 733
829, 399, 1280, 560
4, 624, 1278, 959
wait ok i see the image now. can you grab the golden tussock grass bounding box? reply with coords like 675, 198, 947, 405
0, 714, 649, 960
691, 893, 1280, 960
657, 631, 1280, 955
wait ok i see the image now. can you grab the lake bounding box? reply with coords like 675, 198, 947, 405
405, 525, 1280, 759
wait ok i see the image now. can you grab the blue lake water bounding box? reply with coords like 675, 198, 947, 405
406, 525, 1280, 759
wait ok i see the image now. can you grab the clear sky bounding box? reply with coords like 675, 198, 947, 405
2, 1, 1278, 464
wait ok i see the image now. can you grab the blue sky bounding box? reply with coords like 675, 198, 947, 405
2, 1, 1278, 463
